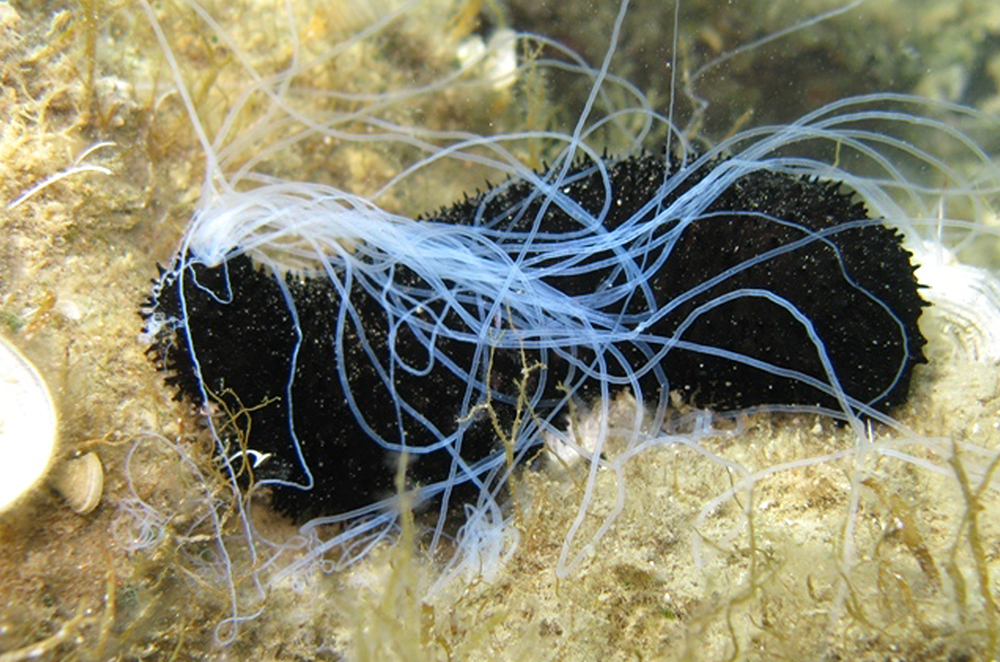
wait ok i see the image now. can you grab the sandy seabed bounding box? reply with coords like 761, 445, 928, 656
1, 0, 1000, 660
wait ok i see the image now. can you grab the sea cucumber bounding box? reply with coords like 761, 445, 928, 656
143, 152, 926, 523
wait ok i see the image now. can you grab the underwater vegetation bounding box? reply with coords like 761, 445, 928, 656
1, 0, 1000, 660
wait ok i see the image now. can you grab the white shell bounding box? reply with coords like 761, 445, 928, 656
54, 452, 104, 514
915, 242, 1000, 363
0, 336, 58, 512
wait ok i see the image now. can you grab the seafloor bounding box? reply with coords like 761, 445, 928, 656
1, 0, 999, 660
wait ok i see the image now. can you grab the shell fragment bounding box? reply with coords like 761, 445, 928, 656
53, 452, 104, 514
0, 336, 58, 513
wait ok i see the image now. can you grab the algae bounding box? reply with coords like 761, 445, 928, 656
0, 1, 998, 660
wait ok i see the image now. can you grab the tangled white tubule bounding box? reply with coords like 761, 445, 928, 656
124, 0, 1000, 655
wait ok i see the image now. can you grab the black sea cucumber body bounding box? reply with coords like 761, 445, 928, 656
144, 155, 927, 522
147, 251, 532, 522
